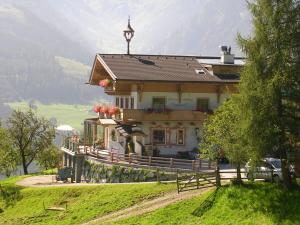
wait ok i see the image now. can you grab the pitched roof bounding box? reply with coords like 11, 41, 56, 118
96, 54, 242, 83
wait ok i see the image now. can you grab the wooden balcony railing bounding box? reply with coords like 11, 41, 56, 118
120, 109, 208, 122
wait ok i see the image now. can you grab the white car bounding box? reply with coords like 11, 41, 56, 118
245, 158, 283, 183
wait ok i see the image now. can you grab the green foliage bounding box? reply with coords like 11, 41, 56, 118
7, 109, 55, 174
0, 126, 18, 177
201, 97, 249, 183
237, 0, 300, 187
112, 183, 300, 225
0, 176, 176, 225
36, 145, 62, 170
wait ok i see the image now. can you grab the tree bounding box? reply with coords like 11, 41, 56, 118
238, 0, 300, 187
7, 109, 55, 174
37, 145, 62, 170
201, 97, 249, 185
0, 126, 18, 177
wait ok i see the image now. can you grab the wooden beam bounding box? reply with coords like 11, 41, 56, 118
137, 84, 144, 102
177, 84, 183, 103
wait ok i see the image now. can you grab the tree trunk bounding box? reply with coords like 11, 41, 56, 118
276, 90, 292, 188
236, 163, 242, 185
21, 151, 28, 175
281, 157, 292, 188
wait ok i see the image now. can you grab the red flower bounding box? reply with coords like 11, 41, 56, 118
108, 106, 121, 115
100, 106, 109, 114
99, 79, 111, 87
93, 105, 102, 113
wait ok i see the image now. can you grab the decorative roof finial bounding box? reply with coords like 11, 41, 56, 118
123, 16, 134, 55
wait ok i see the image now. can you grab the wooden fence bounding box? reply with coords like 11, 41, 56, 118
87, 148, 215, 172
176, 171, 216, 193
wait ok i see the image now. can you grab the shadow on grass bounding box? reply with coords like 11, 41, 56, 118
225, 182, 300, 224
192, 188, 219, 217
0, 183, 23, 209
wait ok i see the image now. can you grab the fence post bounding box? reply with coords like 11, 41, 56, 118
208, 159, 211, 169
156, 168, 160, 183
192, 160, 195, 171
96, 149, 99, 158
176, 169, 180, 194
199, 158, 202, 169
170, 158, 174, 168
129, 154, 132, 164
110, 152, 113, 162
196, 173, 200, 189
215, 165, 221, 187
149, 156, 152, 167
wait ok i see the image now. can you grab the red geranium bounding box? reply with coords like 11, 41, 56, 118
99, 79, 111, 87
100, 106, 109, 114
93, 105, 102, 113
108, 106, 120, 115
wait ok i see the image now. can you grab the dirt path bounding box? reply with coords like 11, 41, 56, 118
15, 175, 173, 188
82, 187, 213, 225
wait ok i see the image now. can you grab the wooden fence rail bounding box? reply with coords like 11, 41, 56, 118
85, 148, 215, 172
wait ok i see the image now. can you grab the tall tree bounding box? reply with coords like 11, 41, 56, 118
201, 97, 249, 185
7, 109, 55, 174
238, 0, 300, 187
0, 126, 18, 177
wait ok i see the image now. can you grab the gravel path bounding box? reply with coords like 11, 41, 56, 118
15, 175, 174, 187
82, 187, 213, 225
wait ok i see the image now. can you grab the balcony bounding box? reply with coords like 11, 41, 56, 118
120, 109, 208, 122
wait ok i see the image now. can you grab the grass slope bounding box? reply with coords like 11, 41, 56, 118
0, 176, 176, 225
55, 56, 91, 78
111, 182, 300, 225
7, 102, 96, 131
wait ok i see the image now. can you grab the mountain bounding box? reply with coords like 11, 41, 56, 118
0, 0, 251, 108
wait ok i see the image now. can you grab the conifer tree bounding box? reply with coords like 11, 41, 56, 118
238, 0, 300, 187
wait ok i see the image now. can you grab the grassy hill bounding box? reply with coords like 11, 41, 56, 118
112, 182, 300, 225
0, 176, 176, 225
7, 101, 97, 131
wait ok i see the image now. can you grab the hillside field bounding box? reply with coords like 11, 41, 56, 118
0, 176, 176, 225
111, 182, 300, 225
7, 102, 97, 131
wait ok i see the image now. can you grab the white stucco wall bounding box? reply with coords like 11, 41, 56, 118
140, 121, 202, 155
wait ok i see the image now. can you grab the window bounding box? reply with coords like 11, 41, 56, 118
152, 129, 166, 144
120, 97, 124, 108
196, 98, 209, 111
177, 129, 185, 145
125, 98, 129, 109
130, 97, 134, 109
116, 96, 134, 109
153, 97, 166, 110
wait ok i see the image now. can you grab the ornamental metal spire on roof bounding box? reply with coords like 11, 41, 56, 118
123, 16, 135, 55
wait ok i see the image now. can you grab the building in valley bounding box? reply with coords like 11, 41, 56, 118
63, 21, 244, 163
85, 45, 243, 158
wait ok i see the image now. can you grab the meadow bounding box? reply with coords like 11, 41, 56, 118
7, 101, 97, 131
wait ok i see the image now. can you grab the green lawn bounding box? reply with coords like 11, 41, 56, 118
111, 182, 300, 225
0, 176, 176, 225
7, 102, 97, 131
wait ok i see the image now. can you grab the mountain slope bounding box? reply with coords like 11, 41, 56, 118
0, 0, 251, 107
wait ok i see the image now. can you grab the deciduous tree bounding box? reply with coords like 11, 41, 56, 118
7, 109, 55, 174
0, 126, 18, 177
201, 97, 249, 185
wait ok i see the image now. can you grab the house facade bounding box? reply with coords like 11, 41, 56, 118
84, 47, 243, 158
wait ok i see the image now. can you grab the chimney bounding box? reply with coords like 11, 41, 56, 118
220, 45, 234, 64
